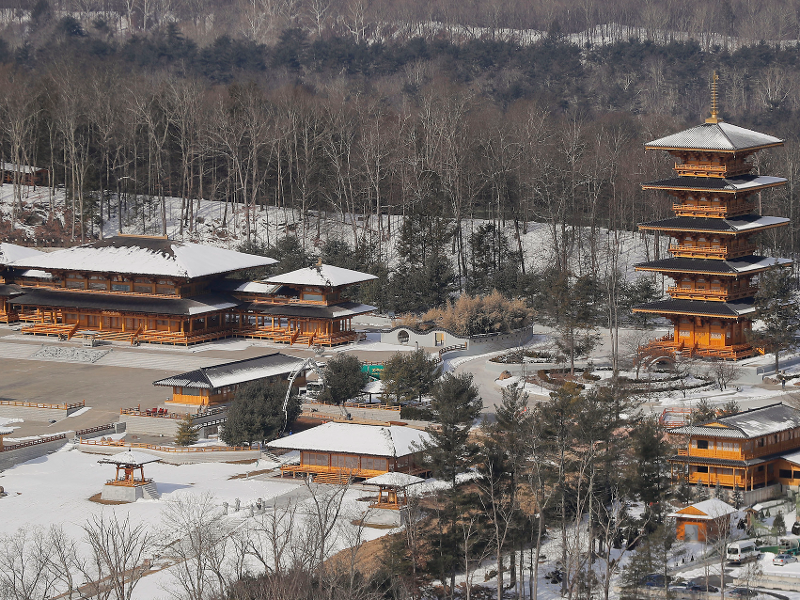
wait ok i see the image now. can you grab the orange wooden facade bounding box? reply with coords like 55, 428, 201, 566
634, 109, 789, 361
668, 404, 800, 490
279, 450, 427, 483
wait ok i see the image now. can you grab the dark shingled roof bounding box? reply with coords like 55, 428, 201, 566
639, 214, 789, 234
242, 301, 376, 319
0, 283, 23, 298
642, 174, 786, 192
669, 403, 800, 439
634, 255, 783, 275
153, 352, 306, 389
9, 289, 240, 316
633, 298, 754, 317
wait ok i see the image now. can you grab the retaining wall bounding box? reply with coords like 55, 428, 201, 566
123, 413, 223, 437
0, 435, 71, 470
381, 325, 534, 355
77, 442, 259, 464
0, 405, 72, 421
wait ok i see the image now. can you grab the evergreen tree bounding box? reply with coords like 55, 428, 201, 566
732, 482, 743, 509
714, 479, 723, 500
773, 510, 786, 536
174, 412, 199, 446
546, 273, 602, 374
694, 481, 709, 501
693, 399, 717, 423
421, 372, 483, 596
220, 381, 299, 446
754, 268, 800, 373
381, 349, 441, 404
318, 353, 367, 405
629, 416, 671, 504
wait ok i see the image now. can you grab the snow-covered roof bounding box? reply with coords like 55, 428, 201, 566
98, 450, 160, 466
265, 264, 377, 288
10, 235, 276, 279
363, 472, 425, 487
646, 122, 784, 152
643, 175, 786, 193
153, 352, 307, 389
1, 162, 46, 174
362, 379, 384, 394
670, 403, 800, 439
780, 449, 800, 467
0, 243, 42, 266
0, 426, 14, 435
267, 422, 431, 457
668, 498, 736, 519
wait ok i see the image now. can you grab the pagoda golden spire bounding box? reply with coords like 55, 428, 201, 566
706, 72, 722, 124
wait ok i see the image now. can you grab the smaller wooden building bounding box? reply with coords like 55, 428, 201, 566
669, 498, 736, 542
0, 243, 43, 323
98, 450, 161, 502
267, 422, 431, 483
152, 352, 308, 406
1, 162, 49, 187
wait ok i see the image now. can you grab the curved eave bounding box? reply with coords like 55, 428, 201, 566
641, 181, 786, 193
633, 265, 748, 277
632, 305, 753, 319
638, 221, 787, 235
644, 142, 784, 153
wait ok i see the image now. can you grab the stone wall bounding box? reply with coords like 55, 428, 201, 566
123, 413, 223, 437
77, 442, 260, 464
0, 404, 72, 422
0, 435, 71, 470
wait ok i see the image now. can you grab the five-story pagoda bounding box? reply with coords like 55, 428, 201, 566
634, 79, 791, 360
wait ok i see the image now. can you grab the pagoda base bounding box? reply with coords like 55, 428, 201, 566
640, 336, 756, 361
100, 482, 160, 503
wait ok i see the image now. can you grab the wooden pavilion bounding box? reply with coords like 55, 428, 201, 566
667, 402, 800, 490
98, 450, 161, 502
224, 263, 377, 347
267, 422, 431, 484
364, 472, 425, 510
634, 80, 790, 360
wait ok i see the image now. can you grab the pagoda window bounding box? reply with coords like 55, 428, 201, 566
303, 292, 324, 302
681, 278, 691, 289
135, 284, 153, 294
112, 283, 131, 292
66, 278, 85, 289
696, 465, 709, 473
155, 285, 174, 295
697, 440, 709, 449
88, 279, 108, 291
697, 278, 706, 290
697, 237, 707, 247
711, 279, 721, 290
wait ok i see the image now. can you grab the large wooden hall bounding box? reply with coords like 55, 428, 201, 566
2, 235, 377, 346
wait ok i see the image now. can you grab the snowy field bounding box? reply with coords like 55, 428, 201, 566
0, 443, 398, 600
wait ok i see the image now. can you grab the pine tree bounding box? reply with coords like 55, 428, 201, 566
221, 381, 300, 446
714, 479, 723, 499
754, 268, 800, 374
318, 353, 367, 405
381, 349, 441, 404
175, 412, 199, 446
694, 481, 709, 501
773, 510, 786, 536
732, 483, 743, 509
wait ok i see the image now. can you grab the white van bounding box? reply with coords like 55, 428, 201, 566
727, 541, 759, 564
299, 381, 324, 399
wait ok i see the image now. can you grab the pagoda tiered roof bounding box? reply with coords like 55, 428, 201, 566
639, 214, 789, 234
642, 174, 786, 193
645, 122, 784, 152
634, 255, 791, 276
634, 298, 755, 318
11, 235, 276, 279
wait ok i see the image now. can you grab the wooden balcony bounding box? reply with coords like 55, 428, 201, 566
673, 203, 754, 218
676, 447, 743, 461
669, 244, 756, 260
280, 464, 388, 481
667, 286, 758, 302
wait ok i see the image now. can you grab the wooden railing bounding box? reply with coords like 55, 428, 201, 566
305, 400, 401, 411
106, 478, 153, 487
75, 423, 116, 437
0, 399, 85, 410
1, 433, 67, 452
669, 244, 756, 259
675, 447, 743, 461
78, 439, 249, 452
667, 286, 758, 301
439, 343, 468, 357
120, 406, 225, 419
280, 463, 388, 480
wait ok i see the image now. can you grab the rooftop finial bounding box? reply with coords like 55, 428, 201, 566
706, 71, 722, 124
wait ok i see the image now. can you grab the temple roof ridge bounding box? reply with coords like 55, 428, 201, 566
645, 121, 784, 153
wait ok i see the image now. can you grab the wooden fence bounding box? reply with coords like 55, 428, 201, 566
78, 439, 248, 453
1, 433, 67, 452
0, 399, 85, 410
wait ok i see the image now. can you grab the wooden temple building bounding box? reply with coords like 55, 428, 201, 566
153, 352, 308, 406
668, 402, 800, 491
2, 235, 377, 346
266, 422, 431, 484
0, 242, 43, 323
668, 498, 736, 542
1, 162, 49, 187
633, 86, 790, 360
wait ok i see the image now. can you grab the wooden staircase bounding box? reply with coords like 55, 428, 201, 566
313, 472, 351, 485
21, 322, 79, 340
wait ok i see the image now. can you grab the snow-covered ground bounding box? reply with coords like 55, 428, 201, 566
0, 444, 399, 600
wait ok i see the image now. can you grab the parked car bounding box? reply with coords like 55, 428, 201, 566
684, 582, 719, 593
729, 588, 758, 597
773, 553, 798, 566
642, 573, 671, 587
